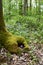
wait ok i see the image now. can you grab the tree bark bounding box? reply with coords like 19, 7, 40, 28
0, 0, 6, 31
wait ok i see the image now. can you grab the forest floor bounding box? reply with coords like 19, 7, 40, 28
0, 43, 43, 65
0, 16, 43, 65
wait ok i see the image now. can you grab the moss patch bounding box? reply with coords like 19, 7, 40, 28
0, 30, 29, 54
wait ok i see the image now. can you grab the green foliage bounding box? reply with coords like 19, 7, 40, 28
3, 0, 43, 44
5, 15, 43, 44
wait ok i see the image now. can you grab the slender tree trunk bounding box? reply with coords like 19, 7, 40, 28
19, 0, 23, 15
38, 0, 41, 15
38, 0, 41, 22
35, 0, 37, 14
8, 0, 11, 19
23, 0, 28, 15
30, 0, 32, 15
0, 0, 6, 31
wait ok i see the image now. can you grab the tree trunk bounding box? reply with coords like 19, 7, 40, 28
0, 0, 29, 54
38, 0, 41, 22
35, 0, 38, 14
19, 0, 23, 15
0, 0, 6, 31
30, 0, 32, 15
8, 0, 11, 19
23, 0, 28, 15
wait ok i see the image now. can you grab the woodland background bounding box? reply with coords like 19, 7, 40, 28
3, 0, 43, 43
0, 0, 43, 65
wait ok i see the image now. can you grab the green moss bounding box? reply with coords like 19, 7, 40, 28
0, 30, 29, 54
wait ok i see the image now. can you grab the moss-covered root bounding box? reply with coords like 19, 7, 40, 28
0, 31, 29, 54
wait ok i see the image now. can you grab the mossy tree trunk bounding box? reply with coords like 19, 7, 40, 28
0, 0, 29, 54
0, 0, 6, 31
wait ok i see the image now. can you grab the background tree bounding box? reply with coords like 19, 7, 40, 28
19, 0, 23, 15
8, 0, 11, 19
35, 0, 38, 14
38, 0, 41, 22
30, 0, 32, 15
23, 0, 28, 15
